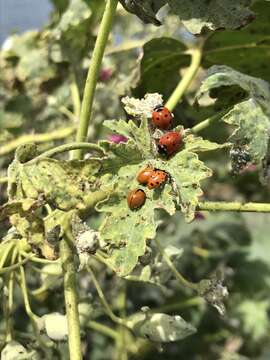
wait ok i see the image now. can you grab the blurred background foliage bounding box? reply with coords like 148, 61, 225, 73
0, 1, 270, 359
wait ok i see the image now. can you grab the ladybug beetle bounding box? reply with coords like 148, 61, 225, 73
147, 170, 167, 189
152, 106, 173, 130
127, 189, 146, 210
158, 131, 182, 157
137, 167, 155, 185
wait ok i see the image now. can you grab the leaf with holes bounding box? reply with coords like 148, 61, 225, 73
196, 65, 270, 179
97, 164, 175, 276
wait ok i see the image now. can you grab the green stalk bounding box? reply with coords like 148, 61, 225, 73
73, 0, 118, 159
27, 142, 104, 164
0, 177, 8, 184
0, 126, 75, 156
165, 47, 202, 111
87, 265, 124, 325
198, 201, 270, 212
190, 109, 229, 134
154, 238, 198, 290
60, 238, 82, 360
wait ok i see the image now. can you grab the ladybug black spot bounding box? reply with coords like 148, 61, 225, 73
156, 117, 160, 121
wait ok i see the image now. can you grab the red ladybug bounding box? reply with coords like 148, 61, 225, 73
152, 106, 173, 130
147, 170, 167, 189
158, 131, 182, 157
137, 167, 154, 185
127, 189, 146, 210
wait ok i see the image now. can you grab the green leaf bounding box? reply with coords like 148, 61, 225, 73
120, 0, 256, 34
16, 48, 57, 84
99, 140, 143, 173
133, 38, 189, 99
235, 299, 270, 341
104, 117, 152, 159
184, 134, 225, 152
8, 156, 101, 211
151, 150, 212, 222
126, 245, 183, 287
196, 65, 270, 177
97, 163, 175, 276
119, 0, 166, 26
53, 0, 92, 34
244, 213, 270, 268
168, 0, 255, 35
204, 1, 270, 83
126, 311, 196, 342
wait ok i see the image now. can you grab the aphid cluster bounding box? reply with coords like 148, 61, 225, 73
127, 106, 183, 210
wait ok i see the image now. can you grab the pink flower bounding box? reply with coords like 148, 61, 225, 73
100, 68, 113, 82
108, 134, 128, 144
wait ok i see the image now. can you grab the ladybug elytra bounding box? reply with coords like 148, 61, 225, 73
147, 170, 167, 189
152, 106, 173, 130
127, 189, 146, 210
158, 131, 182, 157
137, 167, 155, 185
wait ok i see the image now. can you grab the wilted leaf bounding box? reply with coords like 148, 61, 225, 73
8, 155, 102, 211
196, 65, 270, 178
42, 313, 68, 341
121, 93, 163, 118
1, 341, 37, 360
127, 311, 196, 342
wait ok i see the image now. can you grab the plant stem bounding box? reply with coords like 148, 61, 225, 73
154, 297, 203, 313
116, 282, 128, 360
0, 126, 75, 156
86, 321, 118, 340
165, 47, 202, 111
198, 201, 270, 212
73, 0, 118, 159
0, 177, 8, 184
4, 248, 18, 342
87, 265, 124, 325
60, 237, 82, 360
154, 238, 198, 290
190, 109, 229, 134
70, 77, 81, 119
27, 142, 105, 164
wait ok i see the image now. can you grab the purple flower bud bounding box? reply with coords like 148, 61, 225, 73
108, 134, 128, 144
100, 68, 113, 82
195, 212, 205, 221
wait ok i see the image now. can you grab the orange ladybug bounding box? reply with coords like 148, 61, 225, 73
147, 170, 167, 189
127, 189, 146, 210
158, 131, 182, 157
152, 106, 173, 130
137, 167, 155, 185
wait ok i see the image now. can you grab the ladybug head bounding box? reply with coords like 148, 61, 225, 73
158, 144, 168, 156
153, 105, 164, 112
